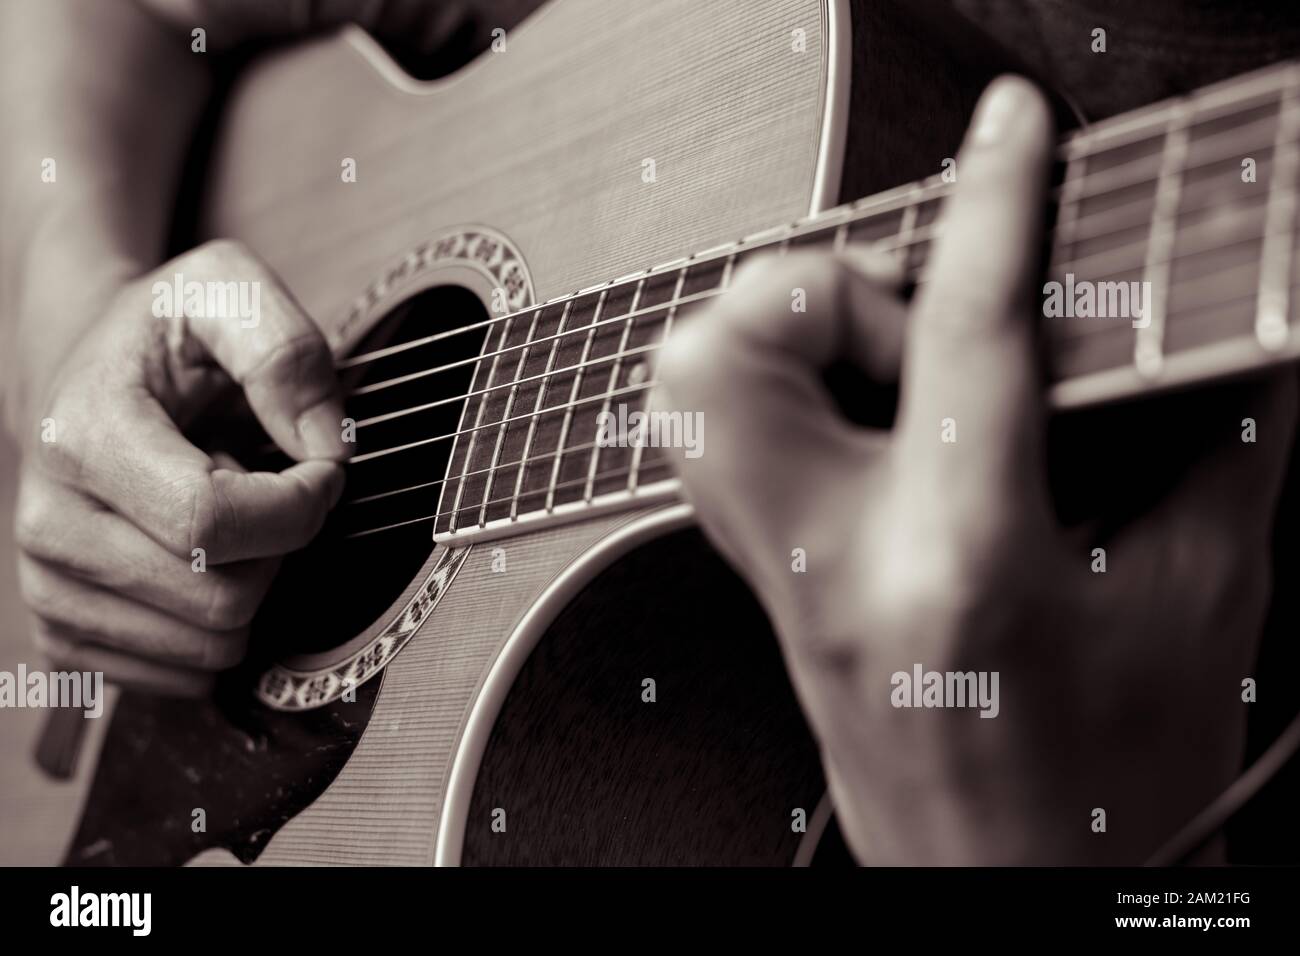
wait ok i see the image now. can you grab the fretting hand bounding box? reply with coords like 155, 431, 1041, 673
653, 77, 1297, 864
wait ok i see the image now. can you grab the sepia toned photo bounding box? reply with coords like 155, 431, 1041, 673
0, 0, 1298, 935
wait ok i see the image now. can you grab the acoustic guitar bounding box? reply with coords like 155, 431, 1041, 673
41, 0, 1300, 865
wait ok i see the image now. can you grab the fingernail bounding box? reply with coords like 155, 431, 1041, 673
297, 402, 349, 461
970, 77, 1025, 147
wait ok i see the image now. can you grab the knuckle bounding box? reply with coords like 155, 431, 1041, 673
870, 545, 1012, 644
165, 474, 226, 558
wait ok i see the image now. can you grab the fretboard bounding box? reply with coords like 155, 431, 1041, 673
423, 58, 1300, 543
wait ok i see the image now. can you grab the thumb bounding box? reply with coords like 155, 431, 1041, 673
158, 239, 350, 463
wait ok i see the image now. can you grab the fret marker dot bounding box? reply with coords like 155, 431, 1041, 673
628, 362, 648, 386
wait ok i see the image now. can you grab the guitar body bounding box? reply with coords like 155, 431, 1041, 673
60, 0, 1009, 865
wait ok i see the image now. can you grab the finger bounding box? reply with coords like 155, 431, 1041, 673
160, 239, 350, 463
62, 392, 344, 562
653, 252, 905, 583
18, 553, 249, 670
16, 475, 281, 628
842, 242, 910, 295
34, 620, 215, 698
686, 249, 908, 383
898, 76, 1055, 496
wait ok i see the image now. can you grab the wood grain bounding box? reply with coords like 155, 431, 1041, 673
202, 0, 830, 343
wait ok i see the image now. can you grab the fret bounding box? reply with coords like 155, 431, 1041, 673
546, 290, 608, 511
1064, 134, 1173, 210
552, 283, 641, 506
446, 313, 516, 531
630, 266, 689, 491
1134, 109, 1191, 379
461, 312, 538, 528
719, 249, 738, 289
584, 278, 646, 502
1255, 69, 1300, 351
651, 267, 690, 355
511, 299, 574, 518
897, 187, 922, 254
478, 306, 542, 526
481, 302, 565, 522
833, 220, 849, 253
519, 291, 604, 512
1061, 136, 1167, 284
907, 196, 943, 272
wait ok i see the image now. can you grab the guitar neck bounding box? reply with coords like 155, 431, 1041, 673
428, 57, 1300, 543
704, 56, 1300, 413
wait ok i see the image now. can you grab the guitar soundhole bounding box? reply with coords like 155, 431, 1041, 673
249, 285, 488, 658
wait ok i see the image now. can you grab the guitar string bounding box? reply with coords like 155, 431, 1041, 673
344, 457, 677, 540
347, 378, 660, 464
316, 193, 1285, 512
330, 196, 1281, 441
341, 253, 1280, 532
337, 163, 1298, 528
340, 263, 1293, 536
1054, 109, 1283, 206
334, 106, 1293, 375
336, 381, 663, 537
348, 285, 720, 397
349, 429, 664, 506
340, 249, 1273, 525
340, 73, 1300, 535
341, 195, 1277, 410
296, 76, 1300, 534
339, 146, 1292, 404
1047, 199, 1267, 296
341, 268, 1287, 535
342, 265, 1278, 521
345, 221, 1268, 442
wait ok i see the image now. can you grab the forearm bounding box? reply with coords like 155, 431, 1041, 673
0, 0, 211, 435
